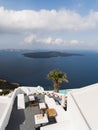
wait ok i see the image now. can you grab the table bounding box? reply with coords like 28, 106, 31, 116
34, 114, 48, 125
28, 95, 35, 101
39, 103, 46, 109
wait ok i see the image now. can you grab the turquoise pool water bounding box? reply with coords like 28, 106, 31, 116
59, 90, 69, 95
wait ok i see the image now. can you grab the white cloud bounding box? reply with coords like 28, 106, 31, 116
24, 34, 84, 47
38, 37, 53, 44
37, 37, 63, 45
0, 6, 98, 34
1, 6, 98, 50
24, 34, 37, 44
24, 34, 64, 45
54, 38, 63, 44
70, 40, 79, 45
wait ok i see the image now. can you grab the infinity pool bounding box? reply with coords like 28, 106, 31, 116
59, 90, 69, 95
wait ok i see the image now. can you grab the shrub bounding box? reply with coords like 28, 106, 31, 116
0, 89, 11, 95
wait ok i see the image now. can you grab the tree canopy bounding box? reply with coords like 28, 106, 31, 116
47, 70, 69, 92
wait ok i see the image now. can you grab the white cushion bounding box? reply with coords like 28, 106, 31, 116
17, 94, 25, 109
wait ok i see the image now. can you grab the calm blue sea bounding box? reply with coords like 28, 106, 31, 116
0, 50, 98, 90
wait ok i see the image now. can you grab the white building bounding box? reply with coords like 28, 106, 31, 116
68, 83, 98, 130
42, 83, 98, 130
0, 83, 98, 130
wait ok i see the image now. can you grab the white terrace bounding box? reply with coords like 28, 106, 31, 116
0, 83, 98, 130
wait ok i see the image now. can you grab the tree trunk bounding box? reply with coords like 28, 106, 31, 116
53, 82, 60, 93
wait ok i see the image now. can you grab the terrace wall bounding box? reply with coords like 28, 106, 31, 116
67, 93, 90, 130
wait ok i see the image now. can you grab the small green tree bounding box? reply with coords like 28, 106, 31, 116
47, 70, 69, 92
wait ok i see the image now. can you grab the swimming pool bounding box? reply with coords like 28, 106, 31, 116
59, 90, 69, 95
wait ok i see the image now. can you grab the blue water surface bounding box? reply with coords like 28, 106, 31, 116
0, 50, 98, 90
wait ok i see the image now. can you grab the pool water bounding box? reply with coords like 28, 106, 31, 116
59, 90, 69, 95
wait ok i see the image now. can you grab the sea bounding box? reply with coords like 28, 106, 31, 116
0, 50, 98, 90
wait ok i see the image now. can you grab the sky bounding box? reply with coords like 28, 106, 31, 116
0, 0, 98, 50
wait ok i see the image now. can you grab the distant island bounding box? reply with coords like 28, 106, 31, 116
23, 51, 83, 58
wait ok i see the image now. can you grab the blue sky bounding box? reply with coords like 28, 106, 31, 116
0, 0, 98, 50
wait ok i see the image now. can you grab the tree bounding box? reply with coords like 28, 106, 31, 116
47, 70, 69, 92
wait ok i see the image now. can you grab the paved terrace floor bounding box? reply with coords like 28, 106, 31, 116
5, 94, 45, 130
5, 94, 62, 130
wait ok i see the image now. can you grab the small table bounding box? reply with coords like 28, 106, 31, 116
29, 95, 37, 107
39, 103, 46, 109
28, 95, 35, 101
39, 103, 47, 114
34, 114, 48, 125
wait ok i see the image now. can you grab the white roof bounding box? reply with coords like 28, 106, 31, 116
70, 83, 98, 130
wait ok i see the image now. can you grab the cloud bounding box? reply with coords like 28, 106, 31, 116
23, 34, 92, 50
70, 40, 80, 45
24, 35, 61, 45
24, 34, 83, 47
38, 37, 53, 44
54, 38, 63, 44
0, 6, 98, 34
37, 37, 63, 45
24, 34, 37, 44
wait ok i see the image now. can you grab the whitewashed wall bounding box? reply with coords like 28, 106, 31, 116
0, 87, 22, 130
67, 93, 90, 130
